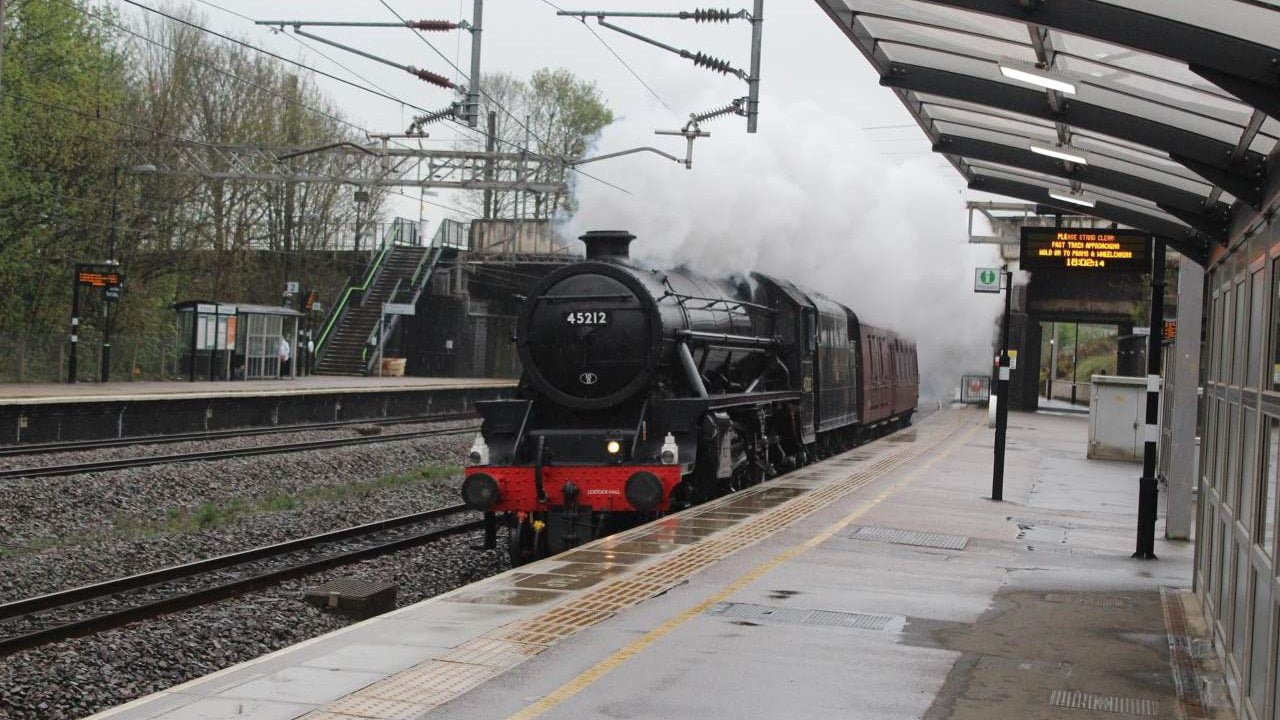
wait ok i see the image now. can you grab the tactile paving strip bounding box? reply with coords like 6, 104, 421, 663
359, 660, 498, 705
316, 411, 976, 718
322, 695, 432, 720
1048, 690, 1160, 716
440, 638, 543, 668
847, 525, 970, 550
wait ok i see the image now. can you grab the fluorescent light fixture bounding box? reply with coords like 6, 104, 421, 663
1029, 142, 1088, 165
1047, 187, 1097, 208
998, 60, 1077, 95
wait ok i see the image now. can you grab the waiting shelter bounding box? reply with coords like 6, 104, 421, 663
172, 300, 301, 381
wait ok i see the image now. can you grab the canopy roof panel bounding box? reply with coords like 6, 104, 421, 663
818, 0, 1280, 264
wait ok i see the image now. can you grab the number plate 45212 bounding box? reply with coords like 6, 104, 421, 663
565, 311, 610, 325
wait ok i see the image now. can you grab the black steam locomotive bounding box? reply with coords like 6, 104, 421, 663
463, 231, 918, 563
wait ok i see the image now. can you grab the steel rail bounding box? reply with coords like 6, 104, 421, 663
0, 424, 479, 479
0, 504, 480, 655
0, 412, 478, 459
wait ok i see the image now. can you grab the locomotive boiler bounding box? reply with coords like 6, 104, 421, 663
463, 230, 918, 563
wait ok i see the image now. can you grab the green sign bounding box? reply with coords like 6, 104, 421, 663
974, 267, 1001, 293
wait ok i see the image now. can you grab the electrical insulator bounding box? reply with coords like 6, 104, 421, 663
410, 20, 459, 32
681, 8, 737, 23
688, 51, 735, 76
412, 68, 456, 89
690, 98, 745, 125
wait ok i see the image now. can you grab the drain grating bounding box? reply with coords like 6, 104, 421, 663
1044, 593, 1132, 608
1049, 690, 1160, 716
848, 525, 969, 550
708, 602, 895, 631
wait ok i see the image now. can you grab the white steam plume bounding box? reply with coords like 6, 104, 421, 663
562, 95, 1004, 405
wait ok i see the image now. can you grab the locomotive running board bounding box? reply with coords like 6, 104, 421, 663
704, 390, 802, 409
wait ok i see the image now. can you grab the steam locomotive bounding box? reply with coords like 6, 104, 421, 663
463, 230, 918, 563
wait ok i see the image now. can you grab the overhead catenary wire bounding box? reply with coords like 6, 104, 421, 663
116, 0, 440, 116
64, 1, 495, 217
535, 0, 673, 113
376, 0, 631, 196
56, 0, 390, 145
0, 92, 478, 218
192, 0, 404, 98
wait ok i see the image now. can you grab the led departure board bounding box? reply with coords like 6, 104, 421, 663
77, 269, 122, 288
1019, 228, 1150, 273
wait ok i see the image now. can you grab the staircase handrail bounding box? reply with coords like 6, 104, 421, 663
363, 246, 444, 375
360, 222, 410, 308
314, 223, 396, 359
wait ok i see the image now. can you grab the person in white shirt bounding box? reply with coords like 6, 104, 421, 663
278, 336, 292, 377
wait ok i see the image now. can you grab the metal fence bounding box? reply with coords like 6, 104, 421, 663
0, 330, 185, 383
959, 374, 991, 404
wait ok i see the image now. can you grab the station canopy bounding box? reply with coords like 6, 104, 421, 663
816, 0, 1280, 264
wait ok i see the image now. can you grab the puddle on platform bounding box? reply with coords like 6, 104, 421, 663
555, 549, 650, 565
447, 587, 566, 607
513, 573, 603, 591
592, 539, 679, 555
546, 561, 635, 579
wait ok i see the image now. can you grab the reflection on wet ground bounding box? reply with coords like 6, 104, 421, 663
439, 431, 909, 612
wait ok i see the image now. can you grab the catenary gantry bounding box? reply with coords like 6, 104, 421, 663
815, 0, 1280, 266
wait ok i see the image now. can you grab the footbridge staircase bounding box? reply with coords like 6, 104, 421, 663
313, 220, 446, 376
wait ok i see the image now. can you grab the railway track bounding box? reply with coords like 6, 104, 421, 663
0, 504, 482, 656
0, 422, 480, 479
0, 412, 478, 459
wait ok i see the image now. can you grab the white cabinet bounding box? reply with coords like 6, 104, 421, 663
1088, 375, 1156, 462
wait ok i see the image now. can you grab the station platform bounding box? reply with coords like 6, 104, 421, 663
0, 377, 515, 445
92, 405, 1214, 720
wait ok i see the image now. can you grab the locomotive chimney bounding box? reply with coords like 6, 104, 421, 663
580, 230, 635, 262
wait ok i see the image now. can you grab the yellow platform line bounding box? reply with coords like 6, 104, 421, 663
506, 417, 982, 720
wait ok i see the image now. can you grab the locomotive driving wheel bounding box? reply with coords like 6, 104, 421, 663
508, 518, 547, 566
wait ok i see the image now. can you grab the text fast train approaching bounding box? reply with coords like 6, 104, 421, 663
463, 231, 918, 562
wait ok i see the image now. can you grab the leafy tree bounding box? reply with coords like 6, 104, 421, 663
0, 0, 128, 379
469, 68, 613, 219
0, 1, 386, 381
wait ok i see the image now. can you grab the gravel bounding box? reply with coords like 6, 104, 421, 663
0, 531, 508, 720
0, 419, 478, 475
0, 421, 513, 720
0, 422, 477, 559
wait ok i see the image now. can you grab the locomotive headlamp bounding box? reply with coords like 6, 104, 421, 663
606, 439, 623, 455
468, 435, 490, 465
659, 433, 678, 465
461, 473, 500, 511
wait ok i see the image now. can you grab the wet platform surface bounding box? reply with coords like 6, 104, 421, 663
0, 376, 515, 406
92, 406, 1228, 720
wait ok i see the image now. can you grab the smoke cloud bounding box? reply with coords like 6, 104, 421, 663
563, 94, 1004, 404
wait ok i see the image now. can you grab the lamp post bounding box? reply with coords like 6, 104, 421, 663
102, 163, 156, 382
